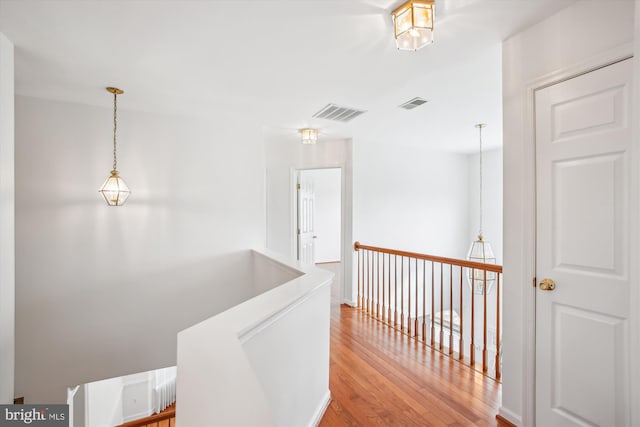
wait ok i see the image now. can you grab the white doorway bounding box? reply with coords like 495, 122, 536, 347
534, 58, 634, 426
295, 168, 341, 266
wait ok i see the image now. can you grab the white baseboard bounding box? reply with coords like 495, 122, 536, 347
122, 409, 153, 423
498, 406, 522, 426
342, 299, 357, 307
310, 390, 331, 427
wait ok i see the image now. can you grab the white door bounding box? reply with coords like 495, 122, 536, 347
297, 171, 316, 265
535, 58, 633, 426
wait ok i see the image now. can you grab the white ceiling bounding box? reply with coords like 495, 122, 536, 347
0, 0, 575, 152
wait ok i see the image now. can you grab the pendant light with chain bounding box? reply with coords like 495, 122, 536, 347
98, 87, 130, 206
467, 123, 496, 295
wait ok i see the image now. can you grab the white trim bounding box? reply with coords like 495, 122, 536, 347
264, 167, 269, 251
290, 167, 298, 260
340, 140, 354, 307
293, 165, 353, 308
67, 386, 80, 427
630, 5, 640, 424
83, 384, 89, 427
498, 406, 522, 427
122, 410, 153, 423
517, 42, 634, 427
310, 391, 331, 427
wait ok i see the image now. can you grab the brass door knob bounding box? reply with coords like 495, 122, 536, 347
539, 278, 556, 291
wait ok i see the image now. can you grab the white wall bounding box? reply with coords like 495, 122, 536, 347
265, 137, 353, 302
353, 142, 470, 259
633, 5, 640, 424
121, 371, 153, 423
266, 138, 350, 259
85, 376, 123, 427
305, 168, 341, 263
81, 366, 178, 426
14, 95, 266, 403
0, 32, 14, 404
502, 1, 634, 424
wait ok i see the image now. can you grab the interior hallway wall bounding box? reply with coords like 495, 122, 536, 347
501, 1, 635, 424
265, 138, 350, 259
0, 32, 15, 404
265, 136, 353, 302
353, 141, 471, 260
15, 95, 266, 403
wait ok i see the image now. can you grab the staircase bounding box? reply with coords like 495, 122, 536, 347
117, 403, 175, 427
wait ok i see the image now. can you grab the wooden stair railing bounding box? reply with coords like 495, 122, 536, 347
354, 241, 503, 380
116, 406, 175, 427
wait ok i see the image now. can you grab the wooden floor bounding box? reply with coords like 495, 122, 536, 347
318, 264, 503, 426
129, 263, 503, 427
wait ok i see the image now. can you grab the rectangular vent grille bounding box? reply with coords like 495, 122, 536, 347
312, 103, 366, 123
399, 97, 428, 110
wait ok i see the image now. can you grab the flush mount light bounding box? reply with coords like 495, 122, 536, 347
391, 0, 435, 51
98, 87, 130, 206
300, 128, 318, 145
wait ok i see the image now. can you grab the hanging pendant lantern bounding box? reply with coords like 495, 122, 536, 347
467, 124, 496, 295
99, 87, 130, 206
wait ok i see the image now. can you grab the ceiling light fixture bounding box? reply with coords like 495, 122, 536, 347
98, 87, 130, 206
467, 123, 496, 295
300, 128, 318, 145
391, 0, 435, 51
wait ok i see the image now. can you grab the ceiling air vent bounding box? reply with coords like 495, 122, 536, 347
399, 97, 428, 110
312, 103, 366, 123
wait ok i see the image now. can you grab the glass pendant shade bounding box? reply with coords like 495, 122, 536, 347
392, 0, 434, 51
467, 236, 497, 295
99, 170, 130, 206
300, 128, 318, 145
99, 86, 130, 206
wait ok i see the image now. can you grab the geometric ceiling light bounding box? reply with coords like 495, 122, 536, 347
467, 123, 497, 295
299, 128, 319, 145
98, 87, 130, 206
391, 0, 435, 51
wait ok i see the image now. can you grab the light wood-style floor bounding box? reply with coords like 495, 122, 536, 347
318, 262, 504, 427
131, 263, 504, 427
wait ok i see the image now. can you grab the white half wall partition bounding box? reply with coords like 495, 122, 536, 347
177, 249, 332, 427
0, 32, 15, 405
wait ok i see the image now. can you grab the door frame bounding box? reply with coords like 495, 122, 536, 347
520, 43, 636, 426
291, 166, 351, 304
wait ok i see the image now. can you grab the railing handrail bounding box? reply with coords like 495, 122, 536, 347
354, 240, 503, 380
354, 242, 503, 273
116, 409, 175, 427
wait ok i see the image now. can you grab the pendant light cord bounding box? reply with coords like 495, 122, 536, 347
478, 124, 484, 238
112, 91, 118, 172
